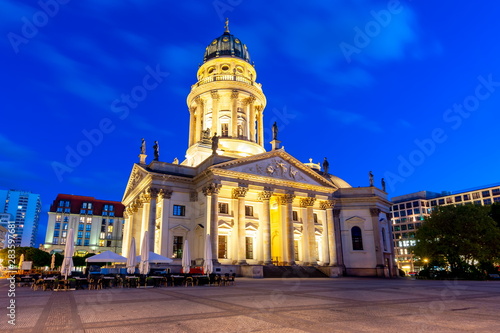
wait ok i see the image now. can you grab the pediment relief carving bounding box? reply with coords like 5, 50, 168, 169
245, 222, 259, 231
218, 220, 234, 229
345, 216, 366, 224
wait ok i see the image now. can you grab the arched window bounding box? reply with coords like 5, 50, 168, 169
351, 226, 363, 250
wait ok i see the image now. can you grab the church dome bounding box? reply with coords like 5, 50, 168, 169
204, 30, 251, 64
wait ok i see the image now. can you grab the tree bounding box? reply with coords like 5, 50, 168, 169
0, 247, 51, 268
413, 204, 500, 277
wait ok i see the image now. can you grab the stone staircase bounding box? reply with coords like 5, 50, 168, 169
262, 265, 328, 278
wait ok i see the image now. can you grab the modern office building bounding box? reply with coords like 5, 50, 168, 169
391, 183, 500, 272
43, 194, 125, 255
0, 189, 41, 247
121, 23, 395, 277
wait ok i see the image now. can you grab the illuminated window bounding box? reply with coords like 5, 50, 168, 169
86, 217, 92, 223
85, 232, 90, 238
218, 235, 227, 259
53, 230, 60, 237
56, 215, 62, 222
76, 239, 82, 246
53, 237, 58, 245
99, 240, 105, 247
173, 205, 185, 216
108, 226, 113, 233
218, 203, 229, 214
173, 236, 183, 258
245, 237, 253, 259
54, 223, 61, 229
351, 226, 363, 251
245, 205, 253, 217
100, 232, 105, 239
86, 224, 91, 231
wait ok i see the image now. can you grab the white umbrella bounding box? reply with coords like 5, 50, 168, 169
182, 239, 191, 274
126, 237, 137, 274
50, 254, 55, 270
203, 234, 213, 275
18, 254, 24, 271
61, 228, 75, 280
139, 231, 150, 275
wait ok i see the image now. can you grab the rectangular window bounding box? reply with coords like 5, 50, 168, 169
100, 232, 105, 239
438, 199, 445, 205
86, 225, 91, 231
221, 123, 229, 137
64, 208, 70, 213
218, 202, 229, 214
56, 208, 62, 213
77, 231, 83, 238
408, 224, 415, 230
107, 234, 112, 239
313, 213, 318, 223
407, 210, 412, 216
99, 240, 105, 247
400, 211, 406, 217
104, 205, 109, 211
109, 205, 114, 211
87, 217, 92, 223
53, 230, 60, 237
492, 188, 500, 196
399, 204, 405, 210
63, 223, 68, 230
484, 199, 492, 205
482, 190, 491, 197
101, 226, 106, 232
413, 208, 420, 215
292, 211, 298, 221
109, 212, 114, 217
173, 205, 186, 216
88, 210, 93, 215
56, 215, 62, 222
430, 200, 437, 207
173, 236, 183, 258
84, 239, 89, 246
415, 223, 421, 229
76, 239, 82, 246
474, 200, 482, 205
494, 197, 500, 203
394, 226, 401, 232
406, 203, 412, 209
412, 201, 419, 208
109, 219, 114, 225
463, 194, 471, 200
107, 240, 112, 247
245, 237, 254, 259
393, 211, 400, 217
53, 237, 58, 245
401, 225, 407, 231
78, 223, 84, 231
392, 205, 398, 211
60, 238, 66, 245
455, 196, 462, 202
62, 230, 67, 238
472, 192, 480, 199
446, 197, 453, 204
85, 232, 90, 238
102, 219, 106, 225
108, 226, 113, 233
218, 235, 227, 259
294, 240, 299, 261
82, 202, 87, 209
54, 222, 61, 229
245, 205, 253, 217
102, 211, 108, 216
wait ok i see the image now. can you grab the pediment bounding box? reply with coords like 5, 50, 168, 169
212, 150, 335, 189
122, 164, 150, 202
218, 220, 234, 229
170, 224, 190, 232
246, 222, 259, 231
345, 216, 366, 224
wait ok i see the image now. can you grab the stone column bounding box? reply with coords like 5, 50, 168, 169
231, 90, 239, 137
332, 209, 344, 268
144, 187, 159, 251
195, 97, 203, 142
188, 106, 196, 146
122, 208, 132, 257
140, 193, 149, 250
203, 182, 221, 264
158, 189, 173, 256
282, 193, 296, 265
256, 106, 264, 145
211, 91, 219, 136
300, 197, 316, 265
232, 185, 248, 264
258, 189, 273, 265
320, 200, 335, 266
370, 208, 384, 269
247, 96, 256, 142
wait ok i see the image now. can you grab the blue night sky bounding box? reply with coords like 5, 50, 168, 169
1, 1, 499, 246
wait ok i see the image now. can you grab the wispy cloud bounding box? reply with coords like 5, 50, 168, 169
326, 108, 383, 133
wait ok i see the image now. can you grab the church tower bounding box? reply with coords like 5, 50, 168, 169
184, 21, 267, 166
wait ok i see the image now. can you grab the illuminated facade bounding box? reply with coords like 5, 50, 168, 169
122, 25, 395, 277
391, 183, 500, 272
43, 194, 125, 255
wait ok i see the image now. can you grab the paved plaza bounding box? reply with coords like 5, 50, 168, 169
1, 277, 500, 332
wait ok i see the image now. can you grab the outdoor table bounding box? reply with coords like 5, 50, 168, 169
101, 277, 114, 289
125, 276, 139, 288
193, 275, 209, 286
75, 278, 88, 290
171, 275, 185, 286
148, 276, 163, 287
19, 276, 34, 287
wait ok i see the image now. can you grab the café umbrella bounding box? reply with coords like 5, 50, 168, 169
127, 237, 137, 274
182, 239, 191, 274
50, 254, 55, 270
139, 231, 150, 275
18, 254, 24, 271
61, 228, 75, 280
203, 234, 213, 275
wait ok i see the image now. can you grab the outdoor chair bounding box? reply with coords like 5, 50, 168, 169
214, 274, 222, 286
227, 273, 235, 286
33, 279, 44, 291
184, 276, 195, 287
89, 278, 100, 290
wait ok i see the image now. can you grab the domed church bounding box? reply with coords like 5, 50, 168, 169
122, 22, 395, 277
